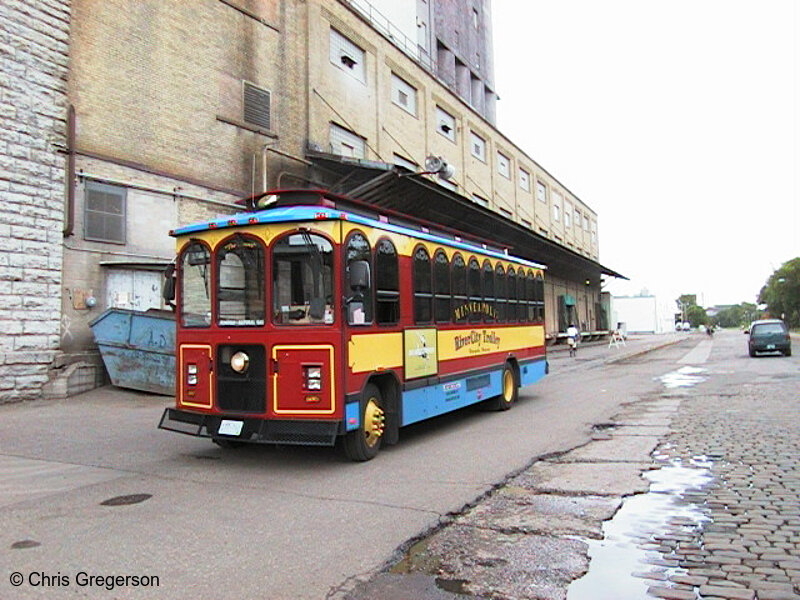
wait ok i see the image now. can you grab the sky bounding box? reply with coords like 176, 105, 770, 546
491, 0, 799, 307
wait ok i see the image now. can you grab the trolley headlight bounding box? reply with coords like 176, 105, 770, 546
230, 351, 250, 373
186, 364, 198, 385
304, 365, 322, 390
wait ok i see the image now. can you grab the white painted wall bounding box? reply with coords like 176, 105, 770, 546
611, 295, 674, 334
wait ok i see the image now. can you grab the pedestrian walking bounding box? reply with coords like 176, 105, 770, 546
566, 323, 579, 357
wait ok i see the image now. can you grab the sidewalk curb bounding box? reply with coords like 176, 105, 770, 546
603, 336, 687, 365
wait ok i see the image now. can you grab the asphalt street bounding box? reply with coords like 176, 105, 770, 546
3, 330, 793, 599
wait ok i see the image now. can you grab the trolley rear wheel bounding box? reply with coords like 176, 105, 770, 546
487, 364, 518, 411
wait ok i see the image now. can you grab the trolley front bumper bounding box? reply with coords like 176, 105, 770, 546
158, 408, 340, 447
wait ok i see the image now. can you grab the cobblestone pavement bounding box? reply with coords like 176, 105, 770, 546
345, 333, 800, 600
638, 379, 800, 600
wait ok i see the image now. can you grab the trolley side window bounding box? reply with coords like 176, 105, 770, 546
535, 273, 545, 320
495, 264, 506, 323
507, 267, 517, 322
525, 270, 535, 322
433, 249, 450, 323
468, 257, 481, 323
452, 254, 467, 323
345, 231, 373, 324
375, 239, 399, 324
482, 260, 495, 323
272, 232, 334, 325
413, 246, 432, 324
180, 242, 211, 328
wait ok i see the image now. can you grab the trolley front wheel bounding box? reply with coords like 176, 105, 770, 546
344, 384, 385, 461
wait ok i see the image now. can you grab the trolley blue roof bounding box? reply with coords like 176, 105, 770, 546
172, 204, 547, 271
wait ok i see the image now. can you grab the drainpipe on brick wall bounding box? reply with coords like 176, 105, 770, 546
63, 104, 76, 237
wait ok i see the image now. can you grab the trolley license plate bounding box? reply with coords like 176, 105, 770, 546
766, 344, 775, 350
218, 420, 244, 436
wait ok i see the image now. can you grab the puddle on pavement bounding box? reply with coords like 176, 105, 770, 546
656, 366, 707, 389
567, 460, 712, 600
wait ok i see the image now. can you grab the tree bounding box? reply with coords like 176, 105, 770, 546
686, 304, 708, 328
759, 258, 800, 328
675, 294, 697, 324
714, 302, 761, 328
676, 294, 697, 312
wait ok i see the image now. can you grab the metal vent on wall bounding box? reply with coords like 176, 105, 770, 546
244, 82, 271, 130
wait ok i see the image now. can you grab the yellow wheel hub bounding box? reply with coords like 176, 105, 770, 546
503, 370, 514, 403
363, 398, 385, 448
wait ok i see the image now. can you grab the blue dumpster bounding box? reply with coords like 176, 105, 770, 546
90, 308, 175, 395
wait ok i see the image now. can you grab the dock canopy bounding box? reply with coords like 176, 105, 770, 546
305, 151, 626, 284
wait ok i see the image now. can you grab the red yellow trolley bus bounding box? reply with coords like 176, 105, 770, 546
159, 189, 548, 460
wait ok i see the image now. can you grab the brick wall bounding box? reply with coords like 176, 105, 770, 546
0, 0, 71, 402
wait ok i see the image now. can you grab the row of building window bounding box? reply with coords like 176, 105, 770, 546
327, 27, 597, 245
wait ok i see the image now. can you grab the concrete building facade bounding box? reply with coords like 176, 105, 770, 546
0, 0, 71, 402
1, 0, 609, 401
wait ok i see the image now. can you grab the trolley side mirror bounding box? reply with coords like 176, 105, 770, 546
162, 264, 175, 302
309, 297, 325, 321
349, 260, 370, 292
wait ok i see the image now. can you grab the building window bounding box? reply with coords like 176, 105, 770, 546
564, 203, 572, 228
436, 106, 456, 142
575, 209, 582, 229
84, 181, 126, 244
330, 123, 365, 158
497, 152, 510, 178
584, 215, 590, 231
393, 154, 417, 172
330, 28, 365, 83
499, 207, 512, 218
243, 81, 271, 131
591, 226, 597, 244
521, 218, 532, 229
471, 193, 489, 207
470, 131, 486, 162
391, 73, 417, 116
519, 168, 530, 191
536, 180, 547, 203
472, 8, 479, 28
553, 191, 562, 222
